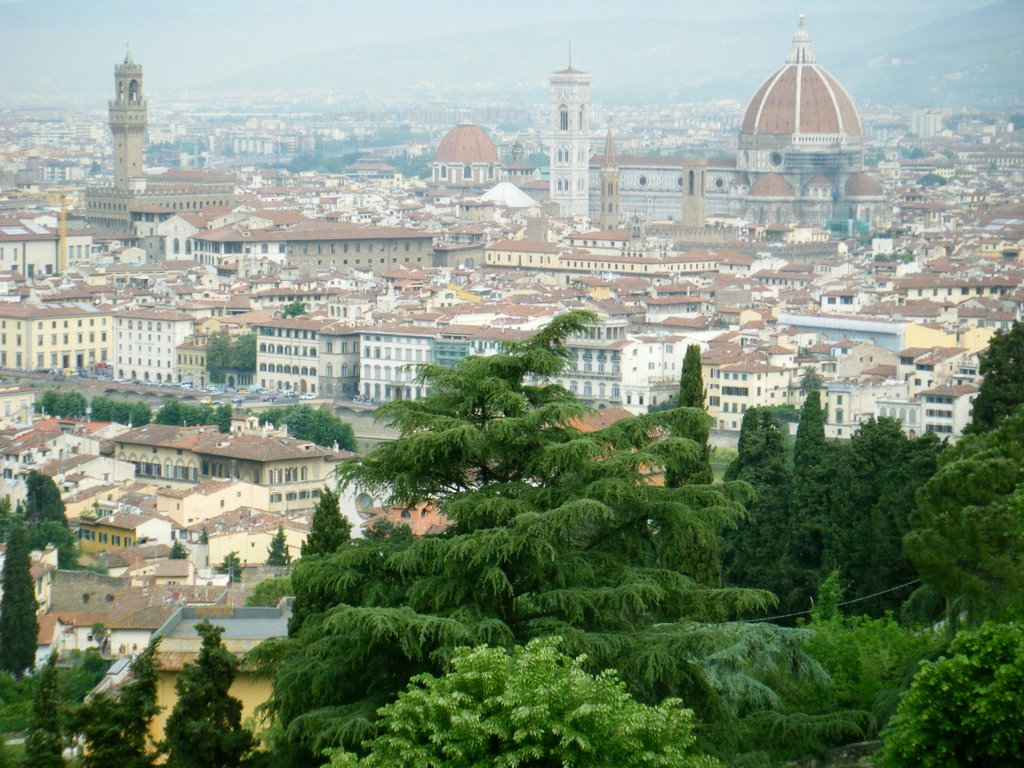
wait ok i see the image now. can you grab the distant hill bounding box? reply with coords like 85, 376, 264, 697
216, 2, 1023, 107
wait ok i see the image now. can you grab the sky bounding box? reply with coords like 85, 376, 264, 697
0, 0, 1008, 105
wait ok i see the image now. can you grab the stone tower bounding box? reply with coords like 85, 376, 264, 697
109, 48, 147, 190
681, 159, 707, 229
598, 128, 620, 230
549, 57, 590, 218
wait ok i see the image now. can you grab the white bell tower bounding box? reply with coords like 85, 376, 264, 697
549, 53, 591, 218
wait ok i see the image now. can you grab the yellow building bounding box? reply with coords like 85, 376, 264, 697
201, 511, 308, 566
175, 337, 208, 388
156, 478, 270, 528
77, 512, 170, 554
0, 386, 35, 427
0, 302, 112, 371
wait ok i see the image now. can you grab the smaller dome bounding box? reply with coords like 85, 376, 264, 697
807, 174, 833, 187
845, 172, 883, 198
435, 123, 499, 164
748, 173, 795, 198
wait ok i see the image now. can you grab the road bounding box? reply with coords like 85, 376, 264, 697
1, 369, 398, 451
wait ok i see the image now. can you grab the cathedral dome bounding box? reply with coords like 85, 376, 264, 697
748, 173, 794, 198
740, 17, 860, 139
845, 172, 883, 198
435, 123, 499, 164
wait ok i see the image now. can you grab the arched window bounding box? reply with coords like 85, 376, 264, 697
688, 170, 695, 195
440, 165, 447, 179
128, 80, 139, 102
173, 239, 180, 254
578, 108, 584, 129
559, 105, 568, 131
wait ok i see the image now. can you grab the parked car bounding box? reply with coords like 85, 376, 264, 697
299, 393, 315, 400
232, 396, 245, 405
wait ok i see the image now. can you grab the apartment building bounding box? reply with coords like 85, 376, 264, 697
112, 308, 195, 383
0, 303, 112, 371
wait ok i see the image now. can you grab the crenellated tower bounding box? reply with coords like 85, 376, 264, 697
109, 47, 147, 190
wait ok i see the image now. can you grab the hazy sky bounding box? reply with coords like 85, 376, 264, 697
0, 0, 1005, 103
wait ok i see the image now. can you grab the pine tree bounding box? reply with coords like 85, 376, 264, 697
75, 639, 162, 768
24, 652, 64, 768
301, 487, 349, 557
678, 344, 705, 409
267, 526, 291, 566
256, 311, 821, 765
0, 520, 39, 678
163, 621, 253, 768
23, 471, 77, 568
169, 540, 189, 560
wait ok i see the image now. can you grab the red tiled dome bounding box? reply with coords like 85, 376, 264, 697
434, 124, 498, 164
740, 18, 861, 138
748, 173, 794, 198
845, 172, 883, 197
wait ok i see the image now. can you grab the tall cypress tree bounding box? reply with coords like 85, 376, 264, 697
0, 520, 39, 678
678, 344, 705, 409
301, 487, 349, 557
267, 526, 292, 566
75, 639, 161, 768
785, 390, 835, 613
163, 621, 253, 768
24, 652, 64, 768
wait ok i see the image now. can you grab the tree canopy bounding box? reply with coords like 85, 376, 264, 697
36, 390, 86, 418
206, 332, 257, 384
258, 405, 356, 450
967, 321, 1024, 434
24, 652, 65, 768
281, 301, 307, 318
90, 396, 152, 426
156, 398, 232, 433
905, 405, 1024, 629
328, 637, 719, 768
266, 526, 292, 566
252, 311, 824, 765
881, 622, 1024, 767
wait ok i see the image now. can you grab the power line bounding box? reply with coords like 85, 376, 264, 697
746, 579, 921, 624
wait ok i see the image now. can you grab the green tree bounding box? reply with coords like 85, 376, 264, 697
880, 622, 1024, 767
245, 576, 293, 607
266, 526, 291, 566
328, 637, 718, 768
967, 322, 1024, 434
36, 390, 86, 418
253, 312, 822, 765
217, 552, 242, 582
24, 652, 64, 768
783, 390, 835, 612
905, 406, 1024, 630
259, 406, 356, 450
74, 639, 161, 768
678, 344, 705, 409
90, 396, 152, 426
300, 487, 349, 557
206, 332, 257, 384
163, 621, 254, 768
826, 419, 941, 614
0, 521, 39, 678
798, 365, 823, 395
281, 301, 307, 318
169, 540, 189, 560
24, 471, 77, 568
720, 408, 793, 596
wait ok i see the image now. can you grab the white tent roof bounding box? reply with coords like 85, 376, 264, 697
480, 182, 538, 208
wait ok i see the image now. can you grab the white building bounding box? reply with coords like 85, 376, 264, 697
112, 308, 195, 383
